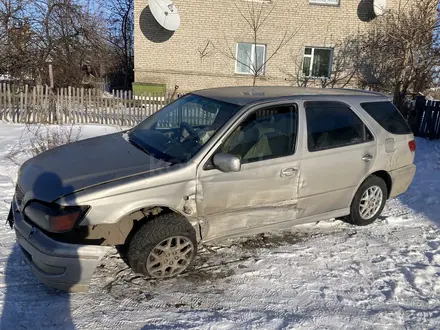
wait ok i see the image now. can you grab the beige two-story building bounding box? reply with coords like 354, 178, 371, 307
134, 0, 403, 94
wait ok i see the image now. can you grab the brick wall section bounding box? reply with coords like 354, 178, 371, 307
134, 0, 403, 93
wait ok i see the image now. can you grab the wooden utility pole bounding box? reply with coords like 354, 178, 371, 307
47, 56, 54, 88
49, 64, 54, 89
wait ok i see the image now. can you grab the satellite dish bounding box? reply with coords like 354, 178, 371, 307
148, 0, 181, 31
373, 0, 387, 16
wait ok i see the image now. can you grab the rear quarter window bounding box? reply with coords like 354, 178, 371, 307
360, 102, 412, 135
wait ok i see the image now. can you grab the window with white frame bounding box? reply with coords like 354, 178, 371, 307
302, 47, 333, 79
309, 0, 339, 5
235, 43, 267, 75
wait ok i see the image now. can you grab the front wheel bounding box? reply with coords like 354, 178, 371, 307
127, 213, 197, 278
344, 175, 388, 226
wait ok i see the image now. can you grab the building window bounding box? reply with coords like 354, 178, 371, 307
309, 0, 339, 5
302, 47, 333, 79
235, 43, 267, 75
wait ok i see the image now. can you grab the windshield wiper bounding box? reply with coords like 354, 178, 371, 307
128, 137, 150, 155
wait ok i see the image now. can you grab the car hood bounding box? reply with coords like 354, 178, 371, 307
18, 132, 171, 203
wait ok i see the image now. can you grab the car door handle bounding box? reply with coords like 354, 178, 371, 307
362, 154, 374, 162
281, 168, 298, 177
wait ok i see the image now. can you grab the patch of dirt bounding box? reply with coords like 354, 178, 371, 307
212, 229, 320, 251
239, 231, 311, 249
92, 230, 320, 298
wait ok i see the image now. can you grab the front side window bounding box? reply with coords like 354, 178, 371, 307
235, 43, 267, 75
306, 101, 373, 152
302, 47, 333, 78
219, 105, 298, 164
129, 94, 241, 163
361, 102, 412, 135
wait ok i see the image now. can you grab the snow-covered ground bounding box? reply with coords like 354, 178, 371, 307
0, 123, 440, 329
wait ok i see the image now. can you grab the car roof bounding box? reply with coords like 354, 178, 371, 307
192, 86, 390, 106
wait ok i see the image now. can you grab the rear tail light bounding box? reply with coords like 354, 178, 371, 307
408, 140, 416, 152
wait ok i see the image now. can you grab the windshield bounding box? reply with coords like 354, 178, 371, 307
128, 94, 241, 163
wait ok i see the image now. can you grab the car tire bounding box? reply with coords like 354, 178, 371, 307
344, 175, 388, 226
127, 213, 197, 278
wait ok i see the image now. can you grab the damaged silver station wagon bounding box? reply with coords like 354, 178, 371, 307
7, 87, 417, 292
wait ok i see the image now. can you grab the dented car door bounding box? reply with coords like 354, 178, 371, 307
297, 100, 377, 218
196, 103, 302, 241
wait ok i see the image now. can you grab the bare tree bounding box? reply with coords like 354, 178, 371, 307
280, 47, 311, 88
322, 37, 360, 89
281, 36, 359, 89
197, 40, 213, 62
281, 0, 440, 103
105, 0, 134, 90
211, 0, 298, 86
0, 0, 34, 83
0, 0, 110, 87
354, 0, 440, 108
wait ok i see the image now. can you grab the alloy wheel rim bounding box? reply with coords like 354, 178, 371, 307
146, 236, 194, 278
359, 185, 383, 220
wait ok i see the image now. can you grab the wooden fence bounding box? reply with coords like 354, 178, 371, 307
0, 84, 171, 126
411, 97, 440, 140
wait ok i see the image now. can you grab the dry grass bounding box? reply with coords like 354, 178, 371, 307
6, 124, 83, 165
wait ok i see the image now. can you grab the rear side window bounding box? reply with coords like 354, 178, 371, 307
306, 101, 374, 152
361, 102, 412, 135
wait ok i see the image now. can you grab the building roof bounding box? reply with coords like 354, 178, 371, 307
192, 86, 390, 106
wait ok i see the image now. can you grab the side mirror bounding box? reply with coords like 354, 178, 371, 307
213, 153, 241, 173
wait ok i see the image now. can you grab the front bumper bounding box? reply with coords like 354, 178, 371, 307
10, 201, 111, 292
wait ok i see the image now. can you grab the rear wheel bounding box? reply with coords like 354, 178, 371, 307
127, 213, 197, 278
344, 175, 388, 226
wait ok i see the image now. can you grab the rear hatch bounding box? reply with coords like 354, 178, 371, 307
360, 101, 415, 170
